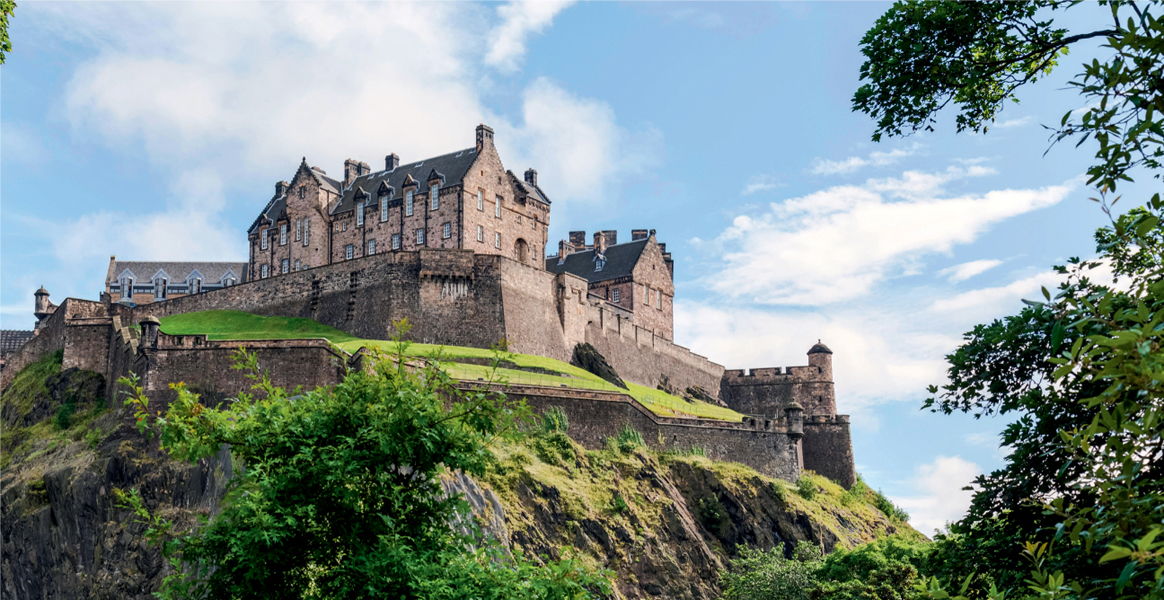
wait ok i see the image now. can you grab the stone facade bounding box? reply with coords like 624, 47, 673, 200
103, 258, 247, 306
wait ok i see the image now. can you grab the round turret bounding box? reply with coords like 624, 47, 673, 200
139, 316, 161, 349
808, 341, 832, 355
33, 286, 53, 320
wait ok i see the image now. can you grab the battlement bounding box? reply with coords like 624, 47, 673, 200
722, 364, 827, 383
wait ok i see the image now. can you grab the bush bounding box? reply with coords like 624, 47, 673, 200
85, 427, 102, 449
841, 475, 870, 507
531, 431, 574, 466
769, 481, 788, 504
611, 493, 628, 514
614, 424, 645, 453
54, 400, 76, 430
541, 406, 569, 433
720, 541, 823, 600
872, 489, 909, 522
796, 476, 818, 500
697, 496, 727, 532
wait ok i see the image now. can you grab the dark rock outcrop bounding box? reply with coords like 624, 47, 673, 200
571, 343, 628, 389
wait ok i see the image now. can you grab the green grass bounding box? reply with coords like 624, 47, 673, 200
0, 350, 63, 426
159, 310, 746, 422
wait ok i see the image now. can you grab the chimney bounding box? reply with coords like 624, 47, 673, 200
344, 159, 363, 188
475, 124, 495, 152
593, 231, 607, 255
275, 180, 289, 197
385, 153, 400, 171
601, 230, 617, 246
631, 229, 649, 241
569, 231, 587, 247
558, 240, 574, 261
524, 168, 538, 186
659, 243, 666, 254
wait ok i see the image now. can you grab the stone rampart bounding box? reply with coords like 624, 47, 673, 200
585, 305, 724, 396
721, 365, 836, 418
802, 419, 856, 488
1, 298, 107, 390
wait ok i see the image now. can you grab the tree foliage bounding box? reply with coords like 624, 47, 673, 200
854, 0, 1164, 192
117, 325, 610, 600
0, 0, 13, 65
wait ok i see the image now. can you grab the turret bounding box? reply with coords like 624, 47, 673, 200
139, 316, 161, 350
785, 401, 804, 440
807, 341, 833, 381
33, 286, 52, 319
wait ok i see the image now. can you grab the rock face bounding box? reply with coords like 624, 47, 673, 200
571, 342, 628, 389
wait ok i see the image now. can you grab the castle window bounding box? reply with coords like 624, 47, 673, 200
494, 232, 501, 248
477, 189, 484, 211
345, 244, 354, 260
295, 259, 301, 271
612, 289, 620, 303
595, 257, 605, 272
261, 264, 269, 278
303, 218, 310, 246
477, 225, 484, 242
657, 292, 662, 310
335, 222, 341, 232
392, 233, 400, 250
261, 228, 268, 250
431, 185, 439, 210
416, 228, 425, 245
443, 222, 451, 239
495, 195, 502, 218
281, 259, 289, 274
380, 192, 390, 221
406, 190, 414, 216
643, 284, 649, 304
342, 221, 348, 232
299, 187, 305, 199
280, 223, 287, 245
295, 219, 301, 241
368, 239, 376, 255
357, 200, 365, 226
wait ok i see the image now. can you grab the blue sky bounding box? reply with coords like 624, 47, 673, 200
2, 1, 1153, 534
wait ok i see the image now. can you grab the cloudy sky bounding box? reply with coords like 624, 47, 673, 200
2, 1, 1151, 535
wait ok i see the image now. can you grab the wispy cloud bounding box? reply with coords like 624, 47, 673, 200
995, 116, 1032, 129
938, 259, 1003, 283
810, 144, 920, 175
485, 0, 576, 73
741, 174, 784, 196
706, 166, 1070, 305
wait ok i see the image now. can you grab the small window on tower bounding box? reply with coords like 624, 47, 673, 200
657, 292, 662, 310
494, 232, 501, 248
443, 222, 451, 239
495, 196, 502, 218
612, 289, 620, 303
417, 228, 425, 245
295, 219, 302, 241
477, 189, 484, 211
477, 225, 484, 242
261, 264, 269, 278
261, 229, 268, 250
295, 259, 301, 271
299, 187, 305, 199
303, 218, 310, 245
392, 233, 400, 250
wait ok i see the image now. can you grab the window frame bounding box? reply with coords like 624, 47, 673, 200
405, 190, 414, 216
380, 192, 390, 221
261, 228, 268, 250
430, 184, 439, 210
392, 233, 400, 250
494, 231, 501, 249
261, 264, 269, 278
477, 225, 484, 242
442, 222, 451, 239
356, 199, 364, 226
368, 239, 376, 255
416, 228, 425, 245
281, 258, 289, 274
612, 288, 620, 303
345, 244, 354, 260
477, 189, 484, 211
495, 195, 502, 218
280, 223, 287, 245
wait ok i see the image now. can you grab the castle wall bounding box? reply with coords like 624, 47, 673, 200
63, 319, 112, 375
721, 365, 836, 418
499, 259, 570, 362
104, 317, 140, 407
802, 417, 856, 488
584, 305, 724, 395
1, 299, 106, 390
510, 386, 800, 482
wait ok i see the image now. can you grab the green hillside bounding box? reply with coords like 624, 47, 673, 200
158, 310, 743, 422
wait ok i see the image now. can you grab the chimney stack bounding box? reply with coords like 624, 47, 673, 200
385, 154, 400, 171
569, 231, 587, 247
524, 168, 538, 186
593, 231, 607, 255
475, 124, 495, 152
558, 240, 574, 261
631, 229, 649, 241
344, 159, 369, 189
601, 230, 617, 246
275, 180, 289, 197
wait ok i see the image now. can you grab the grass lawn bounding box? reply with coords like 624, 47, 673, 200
159, 310, 744, 422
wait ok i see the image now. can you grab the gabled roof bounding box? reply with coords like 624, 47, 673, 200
108, 261, 249, 285
511, 172, 551, 205
544, 238, 649, 284
331, 148, 480, 215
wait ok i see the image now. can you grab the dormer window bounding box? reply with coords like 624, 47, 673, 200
357, 199, 365, 226
280, 223, 287, 245
431, 184, 439, 210
261, 228, 268, 250
154, 277, 168, 300
380, 192, 391, 221
406, 190, 414, 216
595, 256, 606, 272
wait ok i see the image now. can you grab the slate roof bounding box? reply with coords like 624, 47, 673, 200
0, 330, 34, 354
332, 148, 482, 215
108, 261, 248, 284
544, 238, 648, 284
512, 174, 551, 205
248, 194, 287, 234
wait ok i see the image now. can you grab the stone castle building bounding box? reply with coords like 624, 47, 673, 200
2, 124, 856, 488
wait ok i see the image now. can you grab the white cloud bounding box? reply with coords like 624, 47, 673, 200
938, 259, 1003, 283
890, 455, 981, 536
930, 270, 1061, 315
996, 116, 1032, 129
674, 301, 954, 421
708, 167, 1072, 305
810, 144, 920, 175
486, 0, 576, 72
741, 174, 784, 196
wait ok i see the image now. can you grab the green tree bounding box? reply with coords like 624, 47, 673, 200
118, 335, 610, 599
719, 541, 824, 600
0, 0, 14, 65
854, 0, 1163, 194
811, 536, 932, 600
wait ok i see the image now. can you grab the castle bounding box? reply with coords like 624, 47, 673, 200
0, 124, 856, 487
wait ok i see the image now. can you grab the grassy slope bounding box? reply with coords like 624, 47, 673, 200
160, 311, 744, 421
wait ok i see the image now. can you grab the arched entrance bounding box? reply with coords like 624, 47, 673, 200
514, 238, 529, 263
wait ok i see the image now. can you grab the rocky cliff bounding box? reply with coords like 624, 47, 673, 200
1, 356, 916, 600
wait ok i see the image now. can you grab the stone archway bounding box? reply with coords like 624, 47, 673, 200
514, 238, 529, 263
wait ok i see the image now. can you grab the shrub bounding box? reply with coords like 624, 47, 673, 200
611, 493, 628, 514
841, 475, 870, 507
769, 481, 788, 504
797, 476, 818, 500
872, 490, 909, 522
531, 431, 574, 466
720, 541, 823, 600
697, 496, 727, 531
54, 401, 76, 430
541, 406, 569, 433
614, 424, 644, 453
85, 427, 102, 450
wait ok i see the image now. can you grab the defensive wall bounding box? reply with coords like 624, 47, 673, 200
104, 247, 725, 398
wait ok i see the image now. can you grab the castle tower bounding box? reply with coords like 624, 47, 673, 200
33, 286, 56, 331
805, 341, 836, 417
